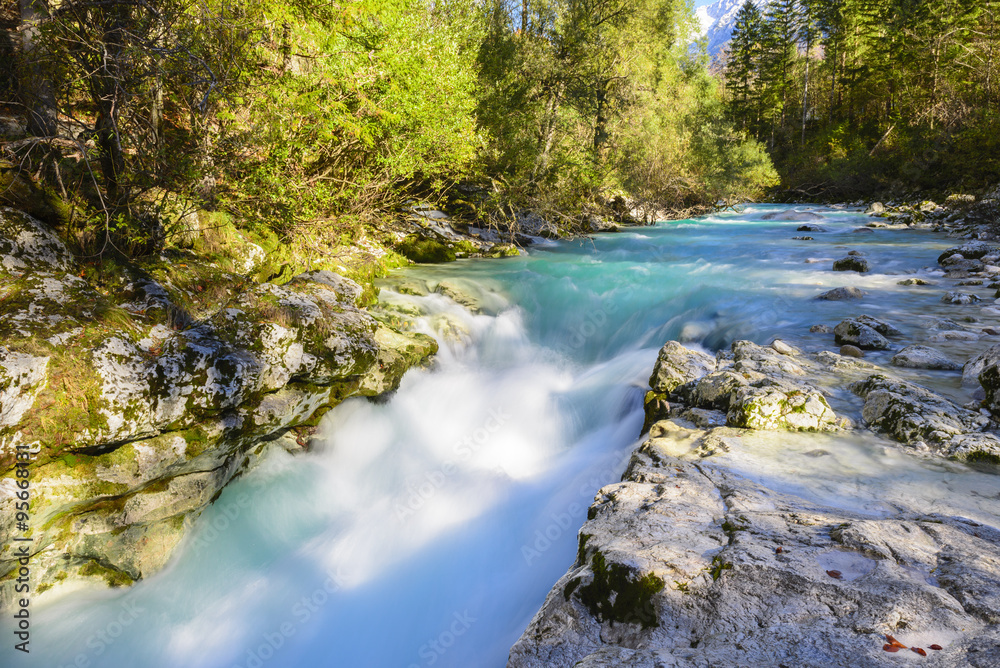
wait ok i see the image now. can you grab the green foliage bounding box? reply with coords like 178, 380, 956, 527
218, 0, 484, 235
725, 0, 1000, 195
477, 0, 777, 217
11, 0, 781, 258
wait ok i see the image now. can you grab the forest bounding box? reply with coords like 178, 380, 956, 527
0, 0, 773, 263
724, 0, 1000, 198
1, 0, 998, 262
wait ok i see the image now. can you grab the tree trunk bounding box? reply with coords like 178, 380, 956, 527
18, 0, 57, 137
150, 19, 164, 148
280, 22, 292, 73
93, 3, 128, 204
593, 80, 608, 158
801, 49, 809, 147
532, 81, 564, 179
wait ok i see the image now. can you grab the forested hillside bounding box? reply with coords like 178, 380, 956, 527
723, 0, 1000, 197
1, 0, 776, 266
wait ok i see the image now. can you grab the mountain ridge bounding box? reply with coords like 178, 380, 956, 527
696, 0, 772, 56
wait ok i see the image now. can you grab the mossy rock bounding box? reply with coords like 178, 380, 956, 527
0, 172, 73, 230
396, 234, 457, 263
577, 551, 665, 629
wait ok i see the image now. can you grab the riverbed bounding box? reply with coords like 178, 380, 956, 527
10, 204, 1000, 668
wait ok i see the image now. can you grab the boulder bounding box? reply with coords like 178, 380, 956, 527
942, 259, 986, 274
726, 378, 839, 431
851, 374, 990, 453
730, 340, 807, 376
796, 224, 827, 232
770, 339, 798, 355
833, 319, 890, 350
816, 287, 865, 301
975, 345, 1000, 417
647, 341, 717, 394
854, 314, 902, 336
833, 256, 871, 273
866, 201, 885, 214
938, 242, 999, 264
929, 330, 980, 342
819, 349, 874, 369
964, 346, 1000, 387
810, 324, 832, 333
290, 270, 363, 306
926, 317, 977, 332
644, 342, 716, 431
891, 345, 962, 370
517, 211, 561, 239
898, 277, 934, 286
674, 371, 748, 412
943, 292, 982, 305
0, 207, 73, 277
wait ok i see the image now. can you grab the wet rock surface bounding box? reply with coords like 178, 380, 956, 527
833, 319, 891, 350
817, 287, 866, 301
891, 345, 962, 370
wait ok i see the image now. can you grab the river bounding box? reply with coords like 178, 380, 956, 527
11, 204, 1000, 668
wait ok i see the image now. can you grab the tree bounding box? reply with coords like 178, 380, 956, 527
18, 0, 57, 137
726, 1, 764, 132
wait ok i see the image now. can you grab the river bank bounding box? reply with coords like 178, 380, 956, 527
508, 195, 1000, 667
0, 203, 444, 610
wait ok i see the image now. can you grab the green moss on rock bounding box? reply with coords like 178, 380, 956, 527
78, 560, 134, 588
577, 551, 665, 629
397, 234, 457, 263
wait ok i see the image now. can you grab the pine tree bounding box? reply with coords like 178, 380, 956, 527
726, 1, 764, 133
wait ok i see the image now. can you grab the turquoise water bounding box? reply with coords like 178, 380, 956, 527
9, 205, 1000, 668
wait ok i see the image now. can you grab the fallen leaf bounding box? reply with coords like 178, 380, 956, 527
885, 634, 907, 649
883, 644, 900, 653
911, 647, 927, 656
826, 570, 842, 579
776, 546, 783, 554
929, 644, 943, 651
